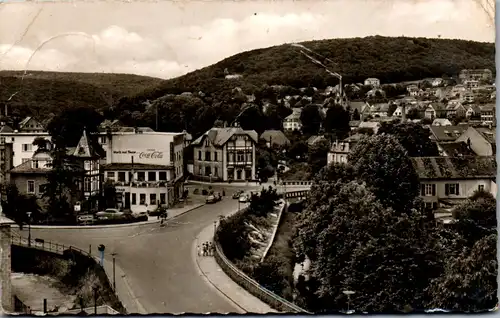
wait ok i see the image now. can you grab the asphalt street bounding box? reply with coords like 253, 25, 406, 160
16, 184, 309, 314
18, 195, 249, 314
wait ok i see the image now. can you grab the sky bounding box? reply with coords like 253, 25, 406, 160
0, 0, 495, 80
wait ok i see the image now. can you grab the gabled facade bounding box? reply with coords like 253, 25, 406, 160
283, 108, 302, 131
327, 134, 362, 165
479, 105, 495, 125
191, 127, 258, 182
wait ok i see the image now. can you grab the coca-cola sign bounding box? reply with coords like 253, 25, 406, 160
139, 151, 164, 159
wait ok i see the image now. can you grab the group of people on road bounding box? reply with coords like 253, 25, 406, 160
198, 242, 215, 256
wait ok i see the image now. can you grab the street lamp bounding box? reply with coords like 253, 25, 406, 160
26, 211, 32, 247
213, 220, 217, 238
111, 252, 117, 291
343, 290, 356, 314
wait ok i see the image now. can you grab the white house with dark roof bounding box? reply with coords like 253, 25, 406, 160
411, 156, 496, 211
191, 126, 258, 182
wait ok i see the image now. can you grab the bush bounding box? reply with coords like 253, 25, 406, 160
217, 209, 252, 261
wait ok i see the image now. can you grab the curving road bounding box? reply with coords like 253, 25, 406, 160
16, 184, 310, 314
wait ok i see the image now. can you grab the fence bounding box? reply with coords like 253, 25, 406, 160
213, 191, 311, 313
284, 190, 310, 199
281, 180, 313, 187
10, 235, 89, 256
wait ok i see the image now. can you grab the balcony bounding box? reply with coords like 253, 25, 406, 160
114, 181, 169, 187
227, 161, 253, 166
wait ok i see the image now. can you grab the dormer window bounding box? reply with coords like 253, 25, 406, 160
78, 147, 85, 155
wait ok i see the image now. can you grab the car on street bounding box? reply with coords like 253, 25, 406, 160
239, 194, 249, 203
206, 195, 217, 204
214, 192, 222, 201
133, 211, 148, 221
95, 208, 127, 220
232, 190, 243, 199
76, 214, 95, 225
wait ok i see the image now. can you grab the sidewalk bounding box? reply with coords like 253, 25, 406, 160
15, 202, 205, 230
193, 224, 277, 314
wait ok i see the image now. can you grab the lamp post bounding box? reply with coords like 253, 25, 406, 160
213, 220, 217, 238
343, 290, 356, 314
111, 252, 117, 291
26, 211, 32, 246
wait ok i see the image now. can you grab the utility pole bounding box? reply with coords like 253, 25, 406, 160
111, 252, 117, 291
156, 103, 159, 131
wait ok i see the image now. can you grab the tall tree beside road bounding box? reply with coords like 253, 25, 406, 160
300, 105, 323, 135
347, 134, 420, 213
322, 104, 350, 140
378, 121, 439, 157
2, 184, 41, 224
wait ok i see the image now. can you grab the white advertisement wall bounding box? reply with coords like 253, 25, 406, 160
109, 134, 175, 165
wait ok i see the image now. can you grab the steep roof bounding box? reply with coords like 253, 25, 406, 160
70, 129, 105, 158
411, 156, 496, 179
191, 127, 258, 147
260, 130, 290, 146
475, 127, 496, 144
0, 125, 14, 133
10, 159, 51, 174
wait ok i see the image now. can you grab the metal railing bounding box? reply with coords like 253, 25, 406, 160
281, 180, 313, 186
11, 234, 92, 257
284, 190, 310, 199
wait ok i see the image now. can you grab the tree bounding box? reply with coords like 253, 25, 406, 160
2, 184, 41, 224
322, 105, 350, 140
293, 181, 448, 312
452, 190, 496, 247
32, 137, 51, 154
213, 119, 224, 128
307, 138, 331, 177
378, 121, 439, 157
100, 180, 117, 209
427, 234, 497, 312
300, 105, 322, 135
406, 107, 421, 120
287, 141, 308, 161
347, 134, 420, 213
47, 107, 103, 148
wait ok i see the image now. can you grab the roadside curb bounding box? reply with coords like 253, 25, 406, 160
17, 203, 205, 230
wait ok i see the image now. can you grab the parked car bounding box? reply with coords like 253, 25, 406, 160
232, 190, 243, 199
76, 214, 95, 225
133, 211, 148, 221
206, 195, 217, 204
239, 194, 249, 203
95, 208, 126, 220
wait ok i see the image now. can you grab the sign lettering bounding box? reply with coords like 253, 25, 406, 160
139, 151, 163, 159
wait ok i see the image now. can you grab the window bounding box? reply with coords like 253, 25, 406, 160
214, 167, 218, 177
131, 193, 137, 205
118, 172, 126, 182
148, 171, 156, 181
27, 180, 35, 194
421, 184, 436, 196
160, 193, 166, 205
205, 151, 211, 161
237, 152, 245, 162
22, 144, 32, 152
478, 184, 485, 192
445, 183, 460, 196
159, 171, 167, 181
84, 178, 91, 192
137, 172, 145, 181
140, 193, 146, 205
150, 193, 157, 205
214, 152, 218, 161
205, 139, 209, 146
99, 136, 107, 144
32, 160, 39, 169
107, 172, 115, 180
198, 151, 202, 160
205, 166, 212, 176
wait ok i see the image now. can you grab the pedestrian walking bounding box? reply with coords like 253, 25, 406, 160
210, 242, 215, 256
202, 243, 207, 256
197, 245, 201, 256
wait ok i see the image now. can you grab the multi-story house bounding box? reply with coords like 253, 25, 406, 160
456, 126, 496, 156
8, 150, 53, 198
102, 131, 185, 212
465, 105, 481, 119
464, 80, 479, 89
327, 134, 363, 165
68, 130, 103, 207
424, 103, 446, 120
479, 104, 495, 125
460, 91, 475, 103
0, 117, 51, 168
283, 108, 302, 131
411, 156, 496, 211
364, 78, 380, 87
445, 101, 466, 118
459, 69, 493, 83
191, 126, 258, 182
